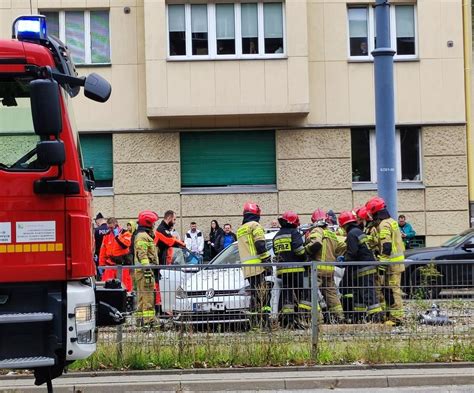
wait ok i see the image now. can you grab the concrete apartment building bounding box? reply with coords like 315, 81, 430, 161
1, 0, 471, 246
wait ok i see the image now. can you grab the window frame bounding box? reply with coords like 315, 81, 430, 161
347, 4, 418, 61
41, 9, 111, 66
166, 2, 287, 61
352, 128, 423, 184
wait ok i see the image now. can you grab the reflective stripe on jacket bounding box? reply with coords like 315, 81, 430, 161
304, 227, 343, 271
134, 230, 158, 265
364, 222, 379, 253
273, 227, 305, 275
377, 218, 405, 265
237, 221, 269, 278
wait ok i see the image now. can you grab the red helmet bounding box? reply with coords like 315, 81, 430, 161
338, 210, 357, 227
281, 210, 300, 227
138, 210, 159, 227
357, 206, 371, 221
311, 208, 327, 225
243, 202, 261, 216
366, 196, 386, 215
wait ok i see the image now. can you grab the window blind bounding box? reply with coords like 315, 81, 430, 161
181, 131, 276, 187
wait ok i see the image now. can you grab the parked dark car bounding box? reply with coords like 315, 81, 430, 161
403, 229, 474, 298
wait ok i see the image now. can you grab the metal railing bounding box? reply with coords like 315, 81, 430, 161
97, 260, 474, 363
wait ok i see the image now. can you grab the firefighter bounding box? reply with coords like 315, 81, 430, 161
339, 210, 383, 323
305, 209, 345, 323
273, 211, 307, 328
98, 217, 133, 292
134, 210, 159, 326
237, 202, 272, 325
366, 197, 405, 326
357, 206, 386, 313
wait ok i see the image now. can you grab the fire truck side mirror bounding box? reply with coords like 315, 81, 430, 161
30, 79, 62, 137
84, 73, 112, 103
37, 140, 65, 166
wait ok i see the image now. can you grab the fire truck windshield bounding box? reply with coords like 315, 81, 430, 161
0, 77, 48, 171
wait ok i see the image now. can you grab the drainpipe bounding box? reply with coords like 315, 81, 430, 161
373, 0, 398, 218
463, 0, 474, 227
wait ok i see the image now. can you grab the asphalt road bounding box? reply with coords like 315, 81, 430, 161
0, 365, 473, 392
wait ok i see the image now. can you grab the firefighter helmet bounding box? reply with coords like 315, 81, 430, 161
311, 208, 328, 226
280, 210, 300, 227
356, 206, 370, 221
138, 210, 159, 227
366, 196, 386, 215
243, 202, 261, 216
338, 210, 357, 227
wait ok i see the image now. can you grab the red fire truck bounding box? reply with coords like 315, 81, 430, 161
0, 15, 126, 389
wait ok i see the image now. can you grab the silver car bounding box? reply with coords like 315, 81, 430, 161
159, 231, 345, 325
159, 233, 280, 325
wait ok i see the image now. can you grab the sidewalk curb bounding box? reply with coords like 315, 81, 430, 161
2, 361, 472, 381
0, 366, 473, 392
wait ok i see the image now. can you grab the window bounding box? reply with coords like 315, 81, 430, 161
216, 4, 235, 55
192, 4, 208, 55
241, 3, 258, 54
0, 78, 48, 172
79, 134, 113, 188
180, 131, 276, 187
42, 11, 110, 65
167, 2, 285, 59
347, 5, 416, 59
351, 128, 421, 183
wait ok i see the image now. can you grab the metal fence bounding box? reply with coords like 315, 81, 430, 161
96, 260, 474, 365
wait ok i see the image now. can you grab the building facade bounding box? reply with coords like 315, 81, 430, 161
2, 0, 471, 245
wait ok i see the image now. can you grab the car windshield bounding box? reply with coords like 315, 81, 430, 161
209, 239, 274, 266
442, 230, 474, 247
0, 77, 47, 171
169, 247, 201, 265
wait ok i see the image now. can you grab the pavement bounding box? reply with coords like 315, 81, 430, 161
0, 364, 473, 392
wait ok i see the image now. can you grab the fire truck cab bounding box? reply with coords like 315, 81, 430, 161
0, 15, 125, 388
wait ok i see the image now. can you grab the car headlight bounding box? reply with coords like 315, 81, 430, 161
75, 305, 94, 323
176, 286, 187, 299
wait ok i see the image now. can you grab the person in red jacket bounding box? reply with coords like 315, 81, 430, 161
153, 211, 186, 316
99, 217, 133, 292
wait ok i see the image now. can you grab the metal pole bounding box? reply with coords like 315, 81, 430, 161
116, 265, 123, 360
310, 261, 319, 360
462, 0, 474, 227
373, 0, 398, 218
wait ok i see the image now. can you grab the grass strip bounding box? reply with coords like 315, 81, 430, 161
69, 336, 474, 371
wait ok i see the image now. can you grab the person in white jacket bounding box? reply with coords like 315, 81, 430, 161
185, 222, 204, 261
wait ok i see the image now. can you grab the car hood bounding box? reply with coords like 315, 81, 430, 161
405, 246, 452, 261
183, 267, 246, 292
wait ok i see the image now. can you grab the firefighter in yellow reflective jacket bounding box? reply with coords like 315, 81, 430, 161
357, 206, 386, 313
366, 197, 405, 326
340, 210, 384, 323
237, 202, 272, 321
134, 210, 159, 326
273, 211, 307, 328
305, 209, 345, 323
